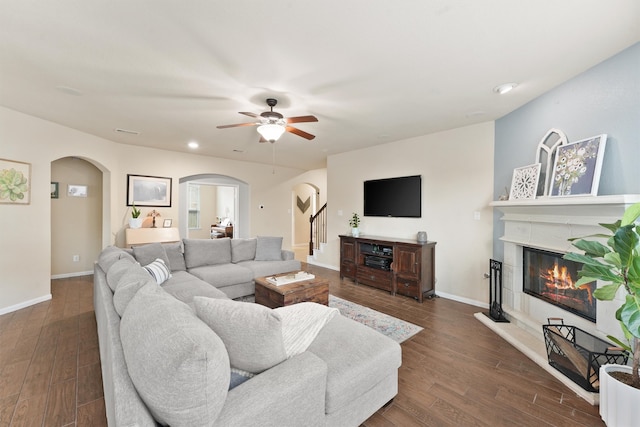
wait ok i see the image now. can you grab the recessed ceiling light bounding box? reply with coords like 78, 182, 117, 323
493, 83, 518, 95
188, 141, 199, 149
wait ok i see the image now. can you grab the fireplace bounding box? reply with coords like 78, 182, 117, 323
523, 247, 596, 322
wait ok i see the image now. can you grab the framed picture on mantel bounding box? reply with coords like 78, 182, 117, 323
549, 134, 607, 197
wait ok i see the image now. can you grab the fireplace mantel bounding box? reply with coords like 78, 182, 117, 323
480, 194, 640, 403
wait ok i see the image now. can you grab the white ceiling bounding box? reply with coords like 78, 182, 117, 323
1, 1, 638, 170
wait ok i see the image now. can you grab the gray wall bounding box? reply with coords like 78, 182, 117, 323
493, 43, 640, 259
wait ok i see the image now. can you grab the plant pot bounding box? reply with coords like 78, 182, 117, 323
129, 218, 143, 229
600, 364, 640, 426
351, 227, 359, 237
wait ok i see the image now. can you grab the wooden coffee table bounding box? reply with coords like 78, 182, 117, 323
254, 272, 329, 308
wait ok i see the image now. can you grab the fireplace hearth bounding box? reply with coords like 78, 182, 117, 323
523, 247, 596, 322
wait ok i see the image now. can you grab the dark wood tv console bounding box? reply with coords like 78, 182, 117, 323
339, 235, 436, 303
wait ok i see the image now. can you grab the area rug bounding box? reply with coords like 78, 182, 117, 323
328, 295, 422, 343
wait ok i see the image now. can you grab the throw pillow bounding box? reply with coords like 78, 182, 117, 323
230, 238, 257, 263
120, 283, 229, 426
113, 264, 155, 316
162, 242, 186, 271
143, 258, 172, 285
132, 242, 170, 268
183, 238, 232, 269
106, 258, 135, 292
193, 297, 287, 373
254, 236, 283, 261
97, 246, 135, 272
275, 302, 339, 358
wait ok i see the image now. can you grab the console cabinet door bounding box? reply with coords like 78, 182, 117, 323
340, 236, 357, 279
395, 245, 421, 279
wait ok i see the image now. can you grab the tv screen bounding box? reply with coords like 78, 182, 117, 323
363, 175, 421, 218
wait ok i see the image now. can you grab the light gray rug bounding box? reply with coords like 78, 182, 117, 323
329, 295, 423, 343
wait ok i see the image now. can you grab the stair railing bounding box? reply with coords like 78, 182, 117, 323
309, 203, 327, 256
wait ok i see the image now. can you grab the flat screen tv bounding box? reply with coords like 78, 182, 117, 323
363, 175, 421, 218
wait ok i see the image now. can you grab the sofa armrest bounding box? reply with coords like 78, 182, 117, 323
215, 352, 327, 427
281, 249, 295, 261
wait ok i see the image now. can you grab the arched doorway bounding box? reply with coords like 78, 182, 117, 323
178, 174, 249, 239
291, 182, 319, 260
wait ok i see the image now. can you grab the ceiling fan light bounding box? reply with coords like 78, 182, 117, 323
257, 123, 285, 142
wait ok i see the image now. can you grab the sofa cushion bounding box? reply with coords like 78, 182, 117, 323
236, 259, 302, 279
142, 258, 171, 285
105, 258, 135, 292
307, 315, 402, 414
120, 283, 229, 426
132, 243, 170, 267
113, 264, 155, 316
231, 238, 257, 263
254, 236, 283, 261
193, 297, 287, 374
162, 271, 229, 305
188, 263, 254, 288
97, 245, 135, 272
183, 238, 232, 268
163, 242, 186, 271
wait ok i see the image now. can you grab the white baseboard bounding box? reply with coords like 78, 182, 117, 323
436, 291, 489, 309
0, 294, 52, 315
51, 271, 93, 280
305, 259, 339, 271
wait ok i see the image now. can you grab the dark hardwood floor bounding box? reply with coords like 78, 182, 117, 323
0, 264, 603, 426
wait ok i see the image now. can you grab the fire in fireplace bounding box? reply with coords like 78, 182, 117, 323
523, 247, 596, 322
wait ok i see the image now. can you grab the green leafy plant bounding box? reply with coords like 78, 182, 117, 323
349, 212, 360, 228
0, 168, 28, 201
131, 204, 141, 218
564, 202, 640, 389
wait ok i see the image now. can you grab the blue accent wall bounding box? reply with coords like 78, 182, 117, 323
493, 43, 640, 259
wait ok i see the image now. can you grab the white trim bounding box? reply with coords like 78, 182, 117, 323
305, 259, 338, 271
51, 271, 93, 280
437, 291, 488, 309
0, 294, 52, 315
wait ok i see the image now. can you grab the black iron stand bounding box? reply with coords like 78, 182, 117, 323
483, 259, 509, 322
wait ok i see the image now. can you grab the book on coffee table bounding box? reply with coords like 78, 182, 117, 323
266, 272, 315, 286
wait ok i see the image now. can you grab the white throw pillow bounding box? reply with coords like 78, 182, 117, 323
143, 258, 172, 285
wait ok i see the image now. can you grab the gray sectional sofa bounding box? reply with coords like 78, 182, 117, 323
94, 237, 402, 426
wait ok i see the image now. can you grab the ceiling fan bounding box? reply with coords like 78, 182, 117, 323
217, 98, 318, 143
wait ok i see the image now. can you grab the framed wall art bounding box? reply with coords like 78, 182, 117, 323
163, 219, 172, 228
127, 174, 172, 207
550, 134, 607, 197
0, 158, 30, 205
51, 182, 59, 199
509, 163, 541, 200
68, 184, 88, 197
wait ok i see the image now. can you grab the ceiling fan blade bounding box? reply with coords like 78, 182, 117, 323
216, 122, 258, 129
239, 112, 260, 118
259, 136, 268, 143
286, 115, 318, 124
286, 126, 316, 140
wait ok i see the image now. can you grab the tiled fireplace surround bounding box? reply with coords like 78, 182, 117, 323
478, 195, 640, 404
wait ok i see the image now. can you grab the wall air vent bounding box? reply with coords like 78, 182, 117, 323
114, 128, 140, 135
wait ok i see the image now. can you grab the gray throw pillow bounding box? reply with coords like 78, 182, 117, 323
231, 238, 257, 263
120, 283, 229, 426
113, 264, 155, 316
254, 236, 283, 261
163, 242, 186, 271
132, 243, 170, 267
183, 238, 232, 269
105, 258, 134, 292
193, 297, 287, 373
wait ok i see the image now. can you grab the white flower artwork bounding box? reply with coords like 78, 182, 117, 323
509, 163, 541, 200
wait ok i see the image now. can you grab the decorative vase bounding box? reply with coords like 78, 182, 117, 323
600, 364, 640, 426
129, 218, 143, 229
417, 231, 428, 243
351, 227, 359, 237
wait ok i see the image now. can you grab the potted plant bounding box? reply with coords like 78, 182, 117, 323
349, 213, 360, 237
129, 204, 143, 229
564, 202, 640, 424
